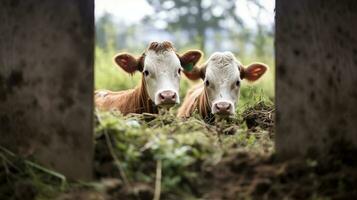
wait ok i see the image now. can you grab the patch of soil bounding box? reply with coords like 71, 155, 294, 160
56, 190, 106, 200
242, 102, 274, 131
93, 132, 357, 200
198, 145, 357, 200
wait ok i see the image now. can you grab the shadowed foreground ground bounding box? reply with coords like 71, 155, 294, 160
1, 102, 356, 200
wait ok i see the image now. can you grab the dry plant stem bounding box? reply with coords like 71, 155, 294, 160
104, 132, 130, 186
153, 159, 162, 200
0, 154, 10, 174
96, 110, 131, 188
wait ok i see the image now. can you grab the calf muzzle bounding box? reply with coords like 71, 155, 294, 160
213, 101, 233, 115
158, 90, 177, 106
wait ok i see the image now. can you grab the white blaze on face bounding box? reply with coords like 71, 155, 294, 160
204, 52, 242, 115
143, 49, 182, 105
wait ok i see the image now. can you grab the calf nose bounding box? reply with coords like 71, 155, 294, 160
214, 102, 231, 114
158, 90, 177, 104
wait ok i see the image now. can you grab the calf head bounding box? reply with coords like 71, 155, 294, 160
184, 52, 268, 116
114, 41, 202, 107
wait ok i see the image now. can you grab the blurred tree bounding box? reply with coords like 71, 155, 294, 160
96, 12, 118, 51
253, 24, 273, 58
249, 0, 274, 59
144, 0, 243, 52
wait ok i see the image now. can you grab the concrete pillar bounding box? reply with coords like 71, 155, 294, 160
0, 0, 94, 180
276, 0, 357, 158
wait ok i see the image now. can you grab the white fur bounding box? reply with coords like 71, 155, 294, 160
144, 50, 181, 105
204, 52, 242, 115
96, 90, 109, 98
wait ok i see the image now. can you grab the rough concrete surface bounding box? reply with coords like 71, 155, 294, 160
276, 0, 357, 158
0, 0, 94, 180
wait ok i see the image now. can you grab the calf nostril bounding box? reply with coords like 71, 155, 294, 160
226, 103, 231, 110
215, 103, 220, 110
171, 92, 176, 100
159, 93, 165, 100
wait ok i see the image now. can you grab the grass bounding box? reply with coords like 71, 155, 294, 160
0, 98, 275, 200
0, 147, 68, 200
95, 46, 141, 91
94, 98, 275, 199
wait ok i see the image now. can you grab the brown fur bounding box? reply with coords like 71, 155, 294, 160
148, 41, 175, 53
96, 41, 174, 114
96, 41, 202, 115
177, 84, 212, 121
239, 65, 245, 79
95, 76, 156, 114
179, 56, 268, 121
178, 65, 244, 120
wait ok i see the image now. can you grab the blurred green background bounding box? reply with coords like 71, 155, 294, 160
95, 0, 275, 108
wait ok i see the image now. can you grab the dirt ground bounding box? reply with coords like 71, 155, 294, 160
2, 103, 357, 200
199, 147, 357, 200
89, 104, 356, 200
55, 146, 357, 200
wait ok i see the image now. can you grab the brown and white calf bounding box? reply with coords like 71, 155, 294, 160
95, 41, 202, 115
178, 52, 268, 121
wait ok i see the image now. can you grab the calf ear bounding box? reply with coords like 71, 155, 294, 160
114, 53, 140, 74
179, 50, 202, 72
182, 65, 206, 80
179, 50, 204, 80
241, 63, 268, 81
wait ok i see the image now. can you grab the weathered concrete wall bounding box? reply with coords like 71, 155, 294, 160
276, 0, 357, 158
0, 0, 94, 179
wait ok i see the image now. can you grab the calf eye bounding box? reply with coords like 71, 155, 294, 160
143, 70, 149, 76
205, 80, 210, 87
178, 68, 181, 75
236, 80, 240, 87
